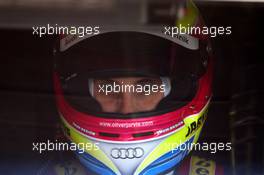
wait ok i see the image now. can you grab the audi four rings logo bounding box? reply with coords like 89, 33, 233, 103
111, 147, 144, 159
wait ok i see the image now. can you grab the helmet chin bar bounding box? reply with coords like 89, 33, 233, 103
60, 100, 209, 175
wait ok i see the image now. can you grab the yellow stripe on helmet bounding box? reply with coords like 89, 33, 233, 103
176, 0, 199, 28
134, 102, 209, 175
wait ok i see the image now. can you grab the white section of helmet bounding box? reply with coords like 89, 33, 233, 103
60, 28, 199, 52
89, 133, 168, 175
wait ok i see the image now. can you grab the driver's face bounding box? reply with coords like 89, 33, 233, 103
93, 77, 164, 114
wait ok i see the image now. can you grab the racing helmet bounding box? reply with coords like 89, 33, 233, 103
53, 1, 213, 174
